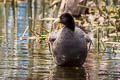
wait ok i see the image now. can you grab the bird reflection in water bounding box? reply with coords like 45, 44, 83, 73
51, 66, 86, 80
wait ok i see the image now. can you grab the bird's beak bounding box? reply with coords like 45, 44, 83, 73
53, 18, 60, 24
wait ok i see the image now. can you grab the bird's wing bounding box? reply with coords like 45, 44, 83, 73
48, 28, 63, 54
48, 30, 58, 54
75, 27, 91, 43
75, 27, 92, 50
48, 28, 63, 43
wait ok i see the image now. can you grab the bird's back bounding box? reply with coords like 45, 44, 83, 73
52, 27, 88, 66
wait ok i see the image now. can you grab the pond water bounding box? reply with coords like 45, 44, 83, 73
0, 1, 120, 80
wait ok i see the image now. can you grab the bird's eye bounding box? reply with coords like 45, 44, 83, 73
61, 16, 64, 19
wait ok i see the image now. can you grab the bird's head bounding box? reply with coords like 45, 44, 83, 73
55, 13, 75, 31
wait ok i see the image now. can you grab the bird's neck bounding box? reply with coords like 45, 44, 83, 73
66, 22, 75, 31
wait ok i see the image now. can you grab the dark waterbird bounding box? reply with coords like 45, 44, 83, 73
48, 13, 90, 67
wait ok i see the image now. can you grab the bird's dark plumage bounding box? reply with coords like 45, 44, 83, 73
59, 13, 75, 31
48, 13, 89, 67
